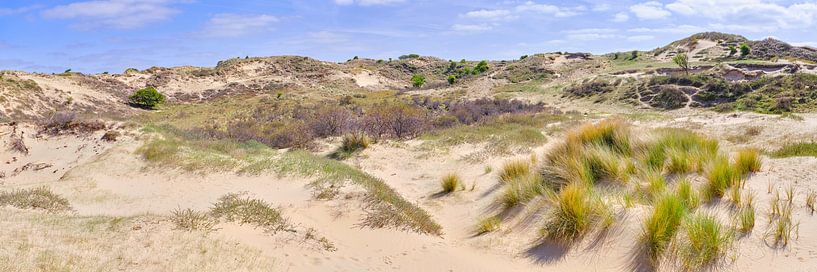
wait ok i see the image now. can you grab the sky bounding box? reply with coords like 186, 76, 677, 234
1, 0, 817, 73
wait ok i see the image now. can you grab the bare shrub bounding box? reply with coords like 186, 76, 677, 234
40, 111, 106, 135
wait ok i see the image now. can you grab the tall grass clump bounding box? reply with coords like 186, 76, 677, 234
736, 206, 755, 233
642, 170, 667, 201
704, 156, 739, 200
677, 214, 733, 270
171, 208, 216, 231
566, 119, 632, 155
734, 148, 761, 176
440, 174, 464, 193
499, 159, 531, 183
500, 174, 546, 207
765, 201, 798, 247
676, 178, 700, 209
642, 194, 687, 263
806, 190, 816, 214
541, 183, 611, 243
330, 133, 371, 159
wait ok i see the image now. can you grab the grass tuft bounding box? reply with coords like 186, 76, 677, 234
806, 190, 816, 214
541, 183, 611, 243
734, 148, 762, 176
209, 193, 289, 233
476, 216, 501, 234
704, 156, 739, 200
736, 206, 755, 233
171, 208, 216, 231
500, 174, 546, 207
499, 159, 531, 183
0, 187, 72, 212
769, 142, 817, 158
676, 178, 700, 209
440, 174, 464, 193
330, 133, 371, 159
642, 194, 687, 264
677, 214, 733, 270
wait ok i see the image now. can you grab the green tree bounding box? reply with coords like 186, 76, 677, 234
447, 75, 456, 85
411, 74, 426, 88
740, 43, 751, 57
128, 86, 165, 109
672, 53, 690, 75
474, 60, 489, 74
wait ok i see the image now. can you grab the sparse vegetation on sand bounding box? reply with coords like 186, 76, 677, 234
541, 183, 611, 243
499, 159, 531, 183
676, 214, 733, 270
171, 208, 216, 232
770, 142, 817, 158
0, 187, 72, 213
330, 133, 371, 159
642, 194, 687, 263
476, 216, 501, 234
210, 193, 289, 233
765, 188, 799, 247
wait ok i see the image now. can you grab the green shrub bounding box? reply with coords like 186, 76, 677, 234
447, 75, 456, 85
739, 43, 750, 57
411, 74, 426, 87
128, 86, 165, 109
474, 60, 489, 74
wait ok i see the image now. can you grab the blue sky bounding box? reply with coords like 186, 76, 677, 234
1, 0, 817, 73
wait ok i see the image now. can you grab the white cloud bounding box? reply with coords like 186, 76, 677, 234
451, 24, 493, 32
0, 5, 41, 16
515, 1, 585, 17
629, 1, 671, 20
42, 0, 183, 29
333, 0, 405, 6
564, 28, 622, 41
201, 13, 278, 37
664, 0, 817, 31
593, 4, 611, 12
462, 9, 515, 20
612, 12, 629, 22
627, 35, 654, 42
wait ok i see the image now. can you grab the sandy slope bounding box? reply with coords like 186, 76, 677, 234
3, 111, 817, 271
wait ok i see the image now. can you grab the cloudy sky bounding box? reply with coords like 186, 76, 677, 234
1, 0, 816, 73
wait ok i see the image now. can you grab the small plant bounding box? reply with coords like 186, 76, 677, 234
734, 148, 761, 176
643, 170, 667, 200
739, 43, 751, 57
484, 165, 493, 174
411, 74, 426, 87
736, 206, 755, 233
440, 174, 464, 193
476, 216, 501, 234
210, 193, 289, 233
447, 75, 456, 85
499, 159, 530, 183
677, 214, 733, 270
171, 208, 215, 231
672, 52, 690, 75
474, 60, 489, 74
770, 142, 817, 158
128, 86, 165, 109
331, 133, 371, 159
101, 130, 120, 142
0, 187, 72, 212
500, 174, 545, 207
642, 194, 687, 264
806, 190, 816, 214
765, 201, 798, 247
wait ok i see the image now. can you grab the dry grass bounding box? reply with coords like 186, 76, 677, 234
765, 199, 798, 247
500, 174, 546, 207
736, 206, 756, 233
209, 193, 289, 233
476, 216, 501, 234
0, 187, 72, 213
0, 210, 275, 272
806, 190, 816, 214
330, 133, 371, 159
440, 174, 464, 193
170, 208, 216, 232
499, 159, 531, 183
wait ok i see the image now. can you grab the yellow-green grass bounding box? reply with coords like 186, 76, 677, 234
500, 174, 546, 207
642, 194, 687, 264
765, 201, 798, 247
476, 216, 501, 234
419, 114, 562, 154
769, 142, 817, 158
330, 133, 371, 159
677, 214, 733, 270
734, 148, 762, 175
209, 193, 289, 233
806, 190, 816, 214
440, 174, 464, 193
676, 178, 700, 209
541, 183, 611, 243
736, 206, 755, 233
499, 159, 532, 183
704, 156, 740, 200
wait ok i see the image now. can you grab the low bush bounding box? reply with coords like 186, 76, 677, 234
40, 111, 106, 135
128, 86, 165, 109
